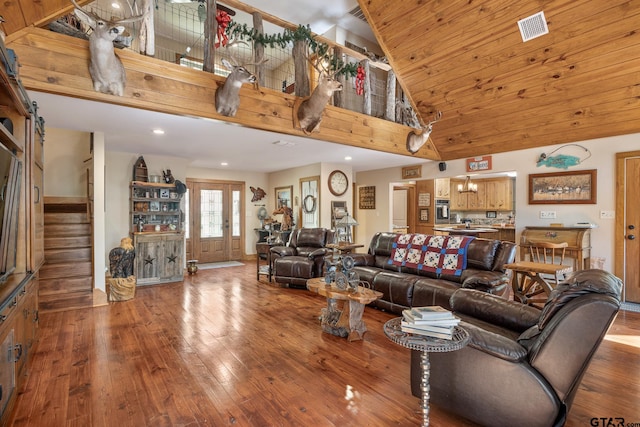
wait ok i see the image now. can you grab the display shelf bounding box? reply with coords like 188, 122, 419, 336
129, 181, 183, 233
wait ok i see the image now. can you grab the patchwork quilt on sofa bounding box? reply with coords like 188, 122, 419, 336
389, 233, 475, 276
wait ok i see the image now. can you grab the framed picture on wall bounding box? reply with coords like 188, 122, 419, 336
275, 185, 293, 208
419, 208, 429, 222
528, 169, 597, 204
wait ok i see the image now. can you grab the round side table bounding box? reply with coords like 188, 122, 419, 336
383, 317, 470, 427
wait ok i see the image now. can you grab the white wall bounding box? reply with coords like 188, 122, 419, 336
47, 127, 639, 276
43, 128, 91, 197
355, 132, 640, 272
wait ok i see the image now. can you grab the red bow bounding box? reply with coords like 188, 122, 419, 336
215, 10, 232, 48
355, 64, 365, 96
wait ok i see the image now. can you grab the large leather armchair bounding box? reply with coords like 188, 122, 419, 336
411, 269, 622, 427
271, 228, 334, 288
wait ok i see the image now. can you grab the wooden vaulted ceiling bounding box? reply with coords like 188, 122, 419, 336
359, 0, 640, 160
3, 0, 640, 161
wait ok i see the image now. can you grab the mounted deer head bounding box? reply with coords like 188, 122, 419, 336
215, 52, 267, 117
71, 0, 144, 96
406, 111, 442, 154
296, 56, 344, 134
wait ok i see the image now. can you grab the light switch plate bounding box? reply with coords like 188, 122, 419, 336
600, 210, 615, 219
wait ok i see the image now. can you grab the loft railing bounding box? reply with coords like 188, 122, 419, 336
53, 0, 417, 127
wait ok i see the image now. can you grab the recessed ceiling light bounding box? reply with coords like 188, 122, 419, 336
152, 129, 165, 135
345, 156, 352, 161
220, 162, 228, 166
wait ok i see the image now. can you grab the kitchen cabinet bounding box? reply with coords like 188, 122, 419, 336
486, 178, 514, 211
133, 232, 185, 286
435, 178, 450, 199
496, 227, 516, 242
449, 179, 466, 210
450, 177, 513, 211
450, 179, 486, 210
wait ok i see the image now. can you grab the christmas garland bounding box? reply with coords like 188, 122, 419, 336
224, 21, 358, 78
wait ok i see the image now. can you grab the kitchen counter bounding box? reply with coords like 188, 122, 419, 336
433, 226, 500, 236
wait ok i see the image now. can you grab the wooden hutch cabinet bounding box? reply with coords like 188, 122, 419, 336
0, 39, 42, 424
130, 181, 185, 285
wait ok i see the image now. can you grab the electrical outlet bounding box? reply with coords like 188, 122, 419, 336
600, 210, 615, 219
540, 210, 557, 219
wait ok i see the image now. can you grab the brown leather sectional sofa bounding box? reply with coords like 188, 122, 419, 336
412, 269, 622, 426
351, 232, 517, 314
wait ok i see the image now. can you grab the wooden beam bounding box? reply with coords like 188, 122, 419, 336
8, 27, 438, 160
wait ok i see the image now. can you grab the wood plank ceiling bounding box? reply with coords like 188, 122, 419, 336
3, 0, 640, 160
359, 0, 640, 160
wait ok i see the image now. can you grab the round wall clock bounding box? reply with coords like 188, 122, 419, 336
328, 170, 349, 196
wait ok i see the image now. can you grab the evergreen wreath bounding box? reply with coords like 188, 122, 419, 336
224, 22, 358, 78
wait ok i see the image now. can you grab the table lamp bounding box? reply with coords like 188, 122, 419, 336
337, 214, 359, 243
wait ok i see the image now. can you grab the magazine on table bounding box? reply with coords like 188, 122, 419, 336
410, 305, 455, 320
402, 309, 460, 326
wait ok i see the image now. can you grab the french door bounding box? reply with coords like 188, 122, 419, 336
186, 179, 244, 263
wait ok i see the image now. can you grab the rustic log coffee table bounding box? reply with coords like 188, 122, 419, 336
307, 277, 382, 341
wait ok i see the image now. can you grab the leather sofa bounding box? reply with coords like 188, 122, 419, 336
411, 269, 622, 427
351, 232, 517, 314
271, 228, 334, 288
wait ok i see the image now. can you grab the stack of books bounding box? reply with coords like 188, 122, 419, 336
401, 306, 460, 340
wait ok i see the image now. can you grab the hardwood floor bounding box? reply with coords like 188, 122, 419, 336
8, 264, 640, 426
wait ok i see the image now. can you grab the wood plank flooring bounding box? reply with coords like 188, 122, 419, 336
8, 264, 640, 426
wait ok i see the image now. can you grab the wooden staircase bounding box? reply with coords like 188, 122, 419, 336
39, 198, 94, 313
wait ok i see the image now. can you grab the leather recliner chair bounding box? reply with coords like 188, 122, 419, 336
270, 228, 334, 288
410, 269, 622, 427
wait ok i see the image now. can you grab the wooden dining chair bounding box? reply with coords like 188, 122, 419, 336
527, 241, 573, 286
506, 241, 573, 307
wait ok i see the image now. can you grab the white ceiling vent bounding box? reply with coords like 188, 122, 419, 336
272, 140, 296, 147
348, 6, 368, 23
518, 11, 549, 42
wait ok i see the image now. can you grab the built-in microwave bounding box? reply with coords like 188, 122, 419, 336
435, 199, 450, 224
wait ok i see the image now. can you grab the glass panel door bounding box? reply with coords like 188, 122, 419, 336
185, 180, 244, 263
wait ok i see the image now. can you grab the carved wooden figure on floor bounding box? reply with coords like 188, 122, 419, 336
109, 237, 135, 278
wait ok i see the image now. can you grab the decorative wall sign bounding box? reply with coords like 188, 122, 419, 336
402, 165, 422, 179
419, 208, 429, 222
359, 186, 376, 209
466, 156, 492, 172
418, 192, 431, 207
528, 169, 597, 204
